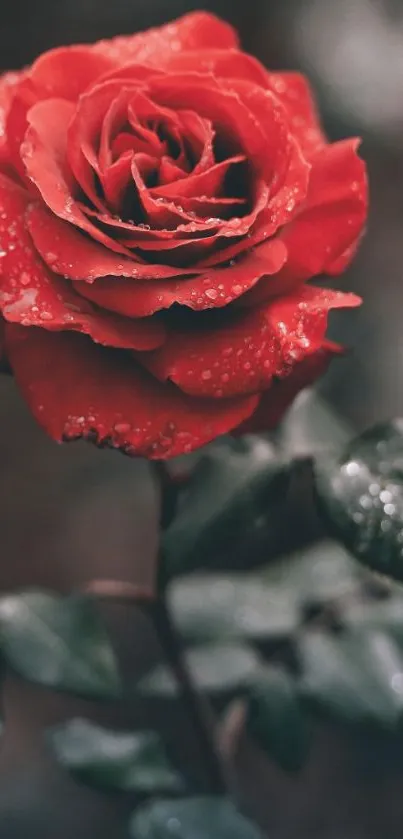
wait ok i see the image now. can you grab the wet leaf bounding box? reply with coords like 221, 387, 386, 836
163, 437, 290, 578
170, 574, 299, 645
298, 627, 403, 729
315, 420, 403, 582
246, 667, 311, 772
262, 540, 362, 610
130, 797, 263, 839
0, 590, 119, 697
345, 592, 403, 648
138, 642, 261, 699
48, 718, 182, 794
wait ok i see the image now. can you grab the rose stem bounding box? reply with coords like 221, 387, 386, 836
151, 594, 227, 795
152, 459, 227, 794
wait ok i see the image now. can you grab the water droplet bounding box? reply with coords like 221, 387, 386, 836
205, 288, 218, 301
201, 369, 212, 381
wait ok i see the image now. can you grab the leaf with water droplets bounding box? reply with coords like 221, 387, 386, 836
48, 718, 183, 794
314, 420, 403, 582
162, 436, 290, 579
298, 627, 403, 729
129, 797, 264, 839
246, 666, 311, 772
0, 590, 120, 698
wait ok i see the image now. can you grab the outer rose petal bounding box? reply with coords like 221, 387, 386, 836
0, 71, 22, 170
5, 326, 258, 459
143, 287, 361, 398
234, 343, 338, 434
28, 47, 117, 101
267, 73, 326, 159
277, 139, 367, 282
0, 174, 165, 351
161, 49, 270, 86
242, 138, 368, 306
92, 11, 239, 66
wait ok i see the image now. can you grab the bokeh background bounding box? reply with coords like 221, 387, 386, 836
0, 1, 402, 836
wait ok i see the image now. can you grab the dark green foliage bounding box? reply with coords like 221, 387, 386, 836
0, 590, 120, 698
130, 797, 264, 839
49, 719, 183, 794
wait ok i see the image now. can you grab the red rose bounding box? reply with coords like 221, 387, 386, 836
0, 12, 367, 458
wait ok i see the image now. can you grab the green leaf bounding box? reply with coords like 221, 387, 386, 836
298, 628, 403, 729
163, 437, 290, 578
246, 667, 311, 772
0, 590, 120, 698
262, 540, 362, 610
48, 718, 182, 794
314, 420, 403, 582
276, 389, 352, 459
345, 592, 403, 648
130, 797, 263, 839
170, 574, 299, 645
138, 643, 261, 699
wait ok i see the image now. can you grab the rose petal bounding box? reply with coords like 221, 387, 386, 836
150, 74, 275, 174
92, 11, 239, 66
193, 135, 310, 271
234, 342, 338, 434
267, 72, 326, 159
272, 138, 368, 286
6, 326, 258, 459
21, 99, 133, 255
0, 71, 22, 170
143, 287, 361, 397
162, 49, 270, 86
29, 46, 117, 101
6, 78, 39, 181
27, 202, 198, 280
76, 238, 287, 315
0, 174, 165, 351
237, 138, 367, 307
67, 82, 160, 209
151, 155, 246, 201
5, 48, 117, 179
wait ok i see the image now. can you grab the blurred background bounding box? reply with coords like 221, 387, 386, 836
0, 0, 402, 836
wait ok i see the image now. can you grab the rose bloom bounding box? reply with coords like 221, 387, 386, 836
0, 12, 367, 458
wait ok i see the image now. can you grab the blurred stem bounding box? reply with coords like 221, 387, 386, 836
151, 459, 227, 795
151, 595, 227, 795
153, 460, 179, 531
84, 461, 227, 795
